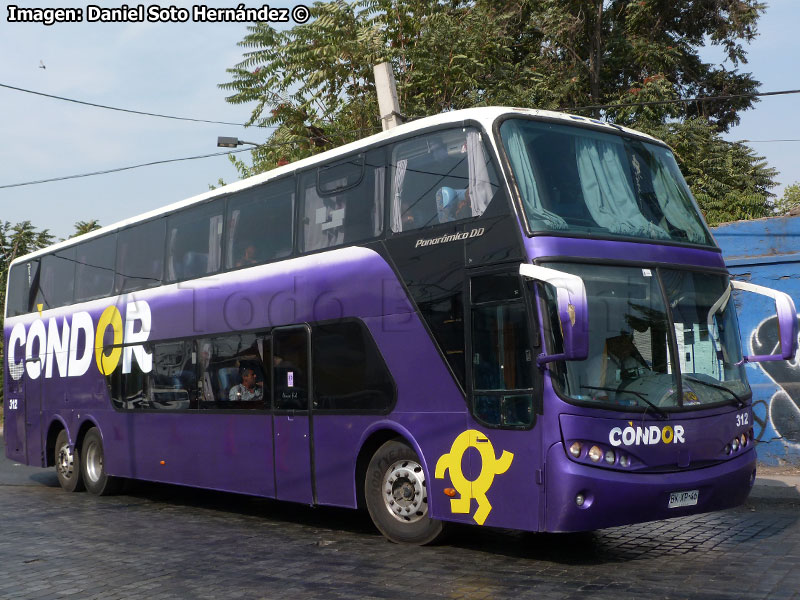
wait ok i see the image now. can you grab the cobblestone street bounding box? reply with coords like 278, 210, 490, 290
1, 453, 798, 600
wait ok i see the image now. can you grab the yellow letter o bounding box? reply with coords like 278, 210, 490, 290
95, 306, 123, 375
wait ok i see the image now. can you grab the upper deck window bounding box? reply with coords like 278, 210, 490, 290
300, 149, 384, 252
390, 127, 499, 232
225, 178, 294, 269
499, 119, 713, 246
166, 200, 224, 282
115, 219, 165, 293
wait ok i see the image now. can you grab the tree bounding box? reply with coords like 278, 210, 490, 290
0, 222, 54, 414
71, 220, 102, 238
220, 0, 776, 221
773, 183, 800, 216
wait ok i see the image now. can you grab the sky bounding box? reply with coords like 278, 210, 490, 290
1, 1, 799, 241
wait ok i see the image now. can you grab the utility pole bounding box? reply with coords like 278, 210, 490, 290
373, 62, 403, 131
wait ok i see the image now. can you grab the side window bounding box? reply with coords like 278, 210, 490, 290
115, 219, 165, 293
107, 349, 150, 411
150, 341, 196, 410
166, 201, 224, 282
6, 260, 38, 316
198, 334, 266, 409
225, 178, 294, 269
37, 247, 76, 310
300, 149, 384, 252
273, 327, 309, 410
470, 273, 535, 428
390, 127, 499, 232
312, 320, 395, 411
75, 234, 117, 302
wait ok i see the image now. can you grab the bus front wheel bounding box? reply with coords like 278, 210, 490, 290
365, 439, 444, 545
55, 429, 84, 493
81, 427, 122, 496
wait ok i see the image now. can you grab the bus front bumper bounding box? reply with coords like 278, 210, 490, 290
544, 442, 757, 532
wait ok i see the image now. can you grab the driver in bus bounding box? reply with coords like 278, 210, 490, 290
228, 366, 263, 401
584, 331, 650, 400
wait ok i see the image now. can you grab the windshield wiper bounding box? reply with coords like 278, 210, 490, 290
581, 385, 669, 420
682, 376, 745, 409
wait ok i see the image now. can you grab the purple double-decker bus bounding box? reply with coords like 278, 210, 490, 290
4, 107, 797, 544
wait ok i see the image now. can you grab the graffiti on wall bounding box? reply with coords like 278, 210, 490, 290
750, 315, 800, 450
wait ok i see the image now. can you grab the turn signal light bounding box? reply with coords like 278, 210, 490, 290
444, 488, 457, 497
588, 446, 603, 463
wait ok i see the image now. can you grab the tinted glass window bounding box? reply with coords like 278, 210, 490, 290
472, 303, 533, 391
273, 327, 309, 410
150, 341, 196, 410
198, 334, 266, 409
37, 247, 75, 309
166, 201, 224, 282
301, 149, 384, 252
499, 119, 713, 245
225, 178, 294, 269
107, 349, 150, 411
390, 128, 498, 232
6, 261, 37, 316
313, 321, 394, 411
75, 234, 117, 302
116, 219, 165, 293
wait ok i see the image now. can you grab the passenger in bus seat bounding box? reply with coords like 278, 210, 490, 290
228, 366, 263, 401
236, 244, 259, 267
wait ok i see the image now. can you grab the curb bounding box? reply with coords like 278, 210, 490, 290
749, 475, 800, 502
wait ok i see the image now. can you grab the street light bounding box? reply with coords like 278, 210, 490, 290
217, 136, 259, 148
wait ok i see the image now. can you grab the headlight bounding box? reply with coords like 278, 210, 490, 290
588, 446, 603, 462
569, 441, 582, 458
604, 450, 616, 465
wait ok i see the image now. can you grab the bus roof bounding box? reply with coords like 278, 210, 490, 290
9, 106, 658, 266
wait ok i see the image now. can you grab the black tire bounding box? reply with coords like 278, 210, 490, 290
81, 427, 122, 496
364, 439, 445, 545
54, 429, 84, 492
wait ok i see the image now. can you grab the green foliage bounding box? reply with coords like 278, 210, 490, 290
0, 221, 54, 412
773, 183, 800, 216
220, 0, 775, 224
636, 118, 777, 225
71, 220, 101, 238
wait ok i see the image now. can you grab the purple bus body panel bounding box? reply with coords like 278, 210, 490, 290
312, 311, 469, 512
544, 445, 755, 531
275, 415, 312, 503
524, 236, 726, 270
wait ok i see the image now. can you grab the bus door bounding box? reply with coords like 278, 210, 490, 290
272, 325, 315, 504
466, 270, 543, 531
24, 357, 44, 466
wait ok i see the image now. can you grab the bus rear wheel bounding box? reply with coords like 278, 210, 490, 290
55, 429, 84, 493
81, 427, 122, 496
365, 439, 444, 545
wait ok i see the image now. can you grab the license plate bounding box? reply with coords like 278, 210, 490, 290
668, 489, 699, 508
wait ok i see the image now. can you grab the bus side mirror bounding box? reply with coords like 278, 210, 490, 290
731, 280, 798, 363
519, 264, 589, 366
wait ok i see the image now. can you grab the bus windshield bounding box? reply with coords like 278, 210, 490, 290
545, 263, 749, 410
499, 118, 714, 246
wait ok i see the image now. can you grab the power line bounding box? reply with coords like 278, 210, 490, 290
739, 139, 800, 143
0, 127, 380, 190
0, 148, 251, 190
0, 82, 264, 128
566, 88, 800, 112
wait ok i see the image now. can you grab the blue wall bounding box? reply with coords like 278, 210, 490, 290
713, 216, 800, 466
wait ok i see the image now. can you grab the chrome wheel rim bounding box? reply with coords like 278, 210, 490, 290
56, 442, 75, 481
382, 459, 428, 523
85, 440, 102, 483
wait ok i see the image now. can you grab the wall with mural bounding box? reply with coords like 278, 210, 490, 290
714, 216, 800, 466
